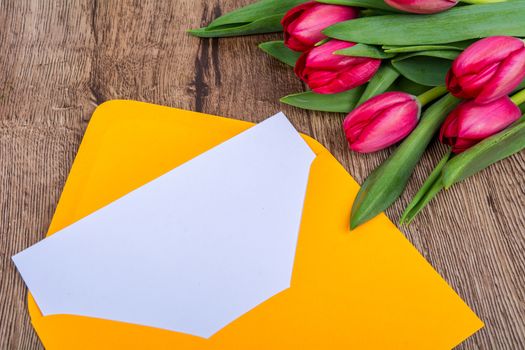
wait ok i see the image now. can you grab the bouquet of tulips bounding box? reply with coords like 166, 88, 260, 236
190, 0, 525, 229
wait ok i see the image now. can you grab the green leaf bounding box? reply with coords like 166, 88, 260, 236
383, 40, 474, 54
314, 38, 330, 47
401, 178, 444, 225
396, 51, 460, 60
404, 115, 525, 223
391, 51, 458, 86
441, 117, 525, 188
335, 43, 396, 59
189, 14, 283, 38
280, 86, 365, 113
400, 149, 452, 225
350, 94, 460, 229
188, 0, 307, 37
316, 0, 399, 11
360, 8, 398, 17
357, 64, 400, 105
259, 41, 301, 67
207, 0, 306, 29
393, 77, 429, 96
462, 0, 509, 4
324, 1, 525, 45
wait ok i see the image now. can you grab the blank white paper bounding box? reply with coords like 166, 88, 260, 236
13, 112, 315, 338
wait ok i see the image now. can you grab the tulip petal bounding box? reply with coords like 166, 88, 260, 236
344, 92, 420, 153
282, 2, 358, 52
282, 2, 316, 51
456, 97, 521, 139
350, 101, 420, 153
439, 107, 460, 144
339, 59, 381, 81
447, 36, 525, 102
307, 70, 339, 91
296, 40, 381, 94
477, 47, 525, 103
292, 5, 358, 46
452, 36, 524, 75
454, 61, 498, 98
281, 2, 315, 28
294, 51, 308, 80
316, 59, 381, 94
305, 40, 357, 68
345, 92, 415, 128
384, 0, 457, 14
284, 35, 310, 53
451, 137, 477, 154
446, 70, 472, 100
344, 92, 412, 141
440, 97, 522, 153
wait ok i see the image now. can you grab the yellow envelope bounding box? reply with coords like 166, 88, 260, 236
27, 100, 482, 349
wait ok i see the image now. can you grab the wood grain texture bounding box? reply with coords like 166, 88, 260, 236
0, 1, 523, 349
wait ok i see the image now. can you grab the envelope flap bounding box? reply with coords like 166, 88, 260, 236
27, 100, 482, 350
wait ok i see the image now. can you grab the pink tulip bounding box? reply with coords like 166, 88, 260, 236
384, 0, 457, 14
343, 92, 421, 153
282, 2, 358, 52
295, 40, 381, 94
446, 36, 525, 103
440, 97, 521, 153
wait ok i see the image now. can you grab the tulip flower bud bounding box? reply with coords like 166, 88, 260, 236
343, 92, 421, 153
282, 2, 358, 52
439, 97, 521, 154
295, 40, 381, 94
384, 0, 457, 14
446, 36, 525, 103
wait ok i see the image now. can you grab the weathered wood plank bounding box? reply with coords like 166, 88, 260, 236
0, 0, 524, 348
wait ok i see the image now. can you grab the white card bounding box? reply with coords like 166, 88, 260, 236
13, 113, 315, 338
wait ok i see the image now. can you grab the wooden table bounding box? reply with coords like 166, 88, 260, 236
1, 1, 524, 348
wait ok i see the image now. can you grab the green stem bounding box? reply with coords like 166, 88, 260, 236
417, 86, 448, 107
402, 178, 445, 225
356, 64, 400, 106
314, 38, 330, 47
510, 88, 525, 106
442, 115, 525, 188
349, 94, 459, 230
400, 149, 452, 225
